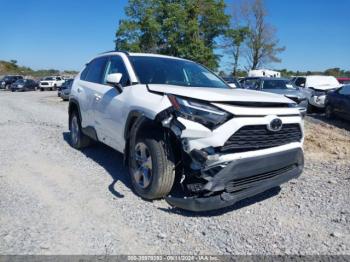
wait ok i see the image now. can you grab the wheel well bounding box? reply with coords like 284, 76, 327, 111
68, 101, 81, 130
124, 116, 183, 178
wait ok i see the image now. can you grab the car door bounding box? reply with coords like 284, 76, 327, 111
295, 77, 312, 99
92, 55, 131, 152
75, 56, 109, 128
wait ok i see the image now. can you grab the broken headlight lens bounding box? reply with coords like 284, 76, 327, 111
168, 95, 232, 129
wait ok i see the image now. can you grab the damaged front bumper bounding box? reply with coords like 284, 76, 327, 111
166, 147, 304, 212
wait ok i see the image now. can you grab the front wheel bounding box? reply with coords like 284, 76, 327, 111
129, 130, 175, 200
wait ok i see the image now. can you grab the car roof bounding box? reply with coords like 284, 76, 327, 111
97, 51, 188, 61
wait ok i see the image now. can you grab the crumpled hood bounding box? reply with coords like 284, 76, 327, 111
311, 84, 341, 91
148, 84, 293, 104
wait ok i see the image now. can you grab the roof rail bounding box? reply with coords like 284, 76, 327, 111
100, 50, 130, 55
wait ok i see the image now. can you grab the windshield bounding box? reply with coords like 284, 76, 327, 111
15, 79, 25, 84
44, 77, 55, 81
129, 56, 229, 89
63, 79, 73, 87
263, 79, 298, 90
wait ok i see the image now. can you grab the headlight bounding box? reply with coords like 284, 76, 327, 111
167, 95, 232, 129
18, 84, 23, 88
310, 88, 326, 97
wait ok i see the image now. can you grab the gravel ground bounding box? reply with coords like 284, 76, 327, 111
0, 91, 349, 255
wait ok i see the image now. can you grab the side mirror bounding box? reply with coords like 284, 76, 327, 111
106, 73, 123, 92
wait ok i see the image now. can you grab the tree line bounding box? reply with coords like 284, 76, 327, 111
0, 60, 78, 78
115, 0, 285, 76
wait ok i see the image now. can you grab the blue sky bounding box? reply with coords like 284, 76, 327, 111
0, 0, 349, 72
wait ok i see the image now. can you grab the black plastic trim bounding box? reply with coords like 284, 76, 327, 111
165, 148, 304, 211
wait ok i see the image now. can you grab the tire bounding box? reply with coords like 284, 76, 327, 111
69, 111, 91, 149
40, 88, 44, 91
325, 105, 334, 119
129, 129, 175, 200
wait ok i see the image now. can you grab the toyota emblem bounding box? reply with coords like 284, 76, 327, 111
267, 118, 283, 132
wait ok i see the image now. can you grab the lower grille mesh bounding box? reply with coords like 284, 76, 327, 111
225, 164, 296, 193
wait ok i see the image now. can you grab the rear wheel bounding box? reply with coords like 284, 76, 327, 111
129, 129, 175, 200
69, 111, 91, 149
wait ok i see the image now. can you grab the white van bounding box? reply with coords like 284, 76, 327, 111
248, 69, 281, 78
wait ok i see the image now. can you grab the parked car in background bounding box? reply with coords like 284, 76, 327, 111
240, 77, 307, 116
0, 75, 23, 90
337, 78, 350, 85
59, 79, 74, 101
10, 79, 38, 92
325, 85, 350, 121
39, 76, 65, 91
222, 77, 241, 88
292, 75, 341, 112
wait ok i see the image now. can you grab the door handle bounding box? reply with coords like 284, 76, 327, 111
77, 87, 81, 93
94, 94, 102, 101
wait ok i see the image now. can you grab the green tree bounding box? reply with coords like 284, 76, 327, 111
324, 68, 342, 77
115, 0, 229, 69
242, 0, 285, 69
224, 27, 250, 76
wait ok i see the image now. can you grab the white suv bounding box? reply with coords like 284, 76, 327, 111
69, 51, 304, 211
39, 76, 65, 91
293, 75, 341, 111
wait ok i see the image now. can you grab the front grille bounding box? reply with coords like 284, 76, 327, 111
221, 124, 302, 153
40, 82, 48, 85
225, 164, 296, 193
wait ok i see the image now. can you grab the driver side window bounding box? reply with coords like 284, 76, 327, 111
103, 56, 130, 87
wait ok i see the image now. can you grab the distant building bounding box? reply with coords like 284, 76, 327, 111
248, 69, 281, 78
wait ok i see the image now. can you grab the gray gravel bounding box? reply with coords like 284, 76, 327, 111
0, 91, 349, 255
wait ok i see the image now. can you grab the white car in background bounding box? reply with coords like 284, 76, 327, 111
293, 75, 341, 111
39, 76, 65, 91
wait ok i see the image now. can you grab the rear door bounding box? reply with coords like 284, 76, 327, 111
295, 77, 312, 100
74, 56, 109, 128
92, 55, 131, 151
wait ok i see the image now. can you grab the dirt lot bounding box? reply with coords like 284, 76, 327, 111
0, 91, 349, 255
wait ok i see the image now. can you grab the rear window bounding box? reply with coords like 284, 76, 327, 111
84, 57, 108, 84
